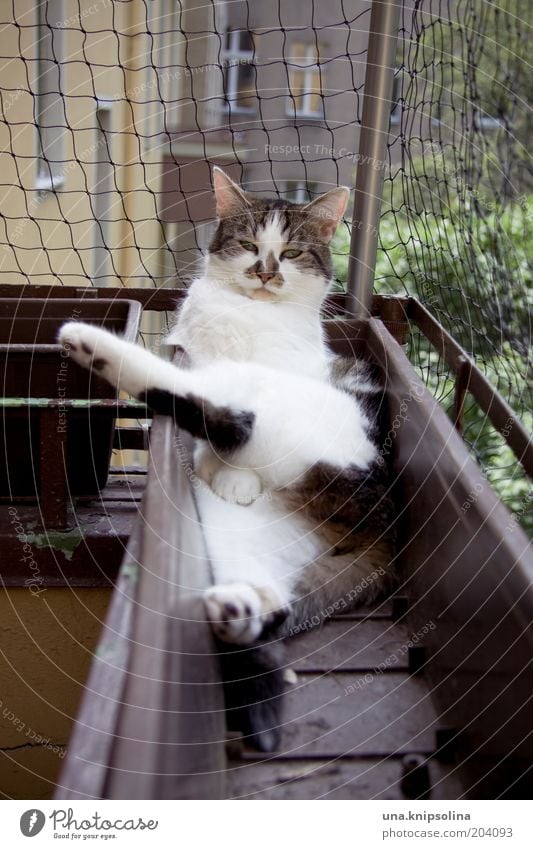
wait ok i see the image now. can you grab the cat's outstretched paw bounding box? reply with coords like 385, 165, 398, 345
58, 321, 144, 396
211, 467, 263, 505
60, 322, 106, 363
59, 322, 120, 384
205, 583, 290, 645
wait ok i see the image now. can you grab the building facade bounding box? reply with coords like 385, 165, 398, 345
0, 0, 177, 289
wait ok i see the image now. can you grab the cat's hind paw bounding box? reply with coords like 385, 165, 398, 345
211, 467, 263, 505
194, 443, 223, 486
205, 583, 290, 645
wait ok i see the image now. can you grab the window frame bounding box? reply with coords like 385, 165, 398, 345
286, 42, 324, 119
35, 0, 65, 192
282, 180, 318, 204
221, 29, 255, 115
389, 68, 402, 126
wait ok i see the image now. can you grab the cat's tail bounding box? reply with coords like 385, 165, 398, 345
217, 636, 286, 753
58, 322, 255, 453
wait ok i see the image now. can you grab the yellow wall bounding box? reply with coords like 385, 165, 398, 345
0, 0, 178, 288
0, 587, 111, 799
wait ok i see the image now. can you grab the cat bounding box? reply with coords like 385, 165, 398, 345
58, 167, 394, 651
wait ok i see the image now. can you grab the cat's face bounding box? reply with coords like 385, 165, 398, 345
206, 168, 350, 305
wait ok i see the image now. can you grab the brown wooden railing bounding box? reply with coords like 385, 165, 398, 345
56, 407, 226, 799
1, 285, 530, 478
52, 306, 532, 798
0, 285, 530, 796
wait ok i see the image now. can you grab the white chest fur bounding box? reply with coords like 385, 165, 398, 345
167, 276, 330, 380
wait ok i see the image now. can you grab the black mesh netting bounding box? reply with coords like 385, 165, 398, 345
0, 0, 530, 527
377, 0, 532, 531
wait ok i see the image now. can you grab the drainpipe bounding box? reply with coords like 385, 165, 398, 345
346, 0, 402, 318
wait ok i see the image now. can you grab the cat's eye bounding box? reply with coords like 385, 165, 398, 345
281, 248, 303, 260
240, 240, 257, 253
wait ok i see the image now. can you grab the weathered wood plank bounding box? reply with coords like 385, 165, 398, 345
286, 619, 410, 672
367, 318, 533, 771
274, 672, 439, 758
104, 417, 226, 799
332, 600, 394, 620
0, 502, 136, 586
226, 757, 463, 800
54, 531, 140, 799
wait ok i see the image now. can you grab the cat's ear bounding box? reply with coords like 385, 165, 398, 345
212, 166, 251, 219
303, 186, 350, 242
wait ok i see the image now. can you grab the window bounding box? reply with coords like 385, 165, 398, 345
390, 69, 402, 125
287, 42, 323, 118
222, 30, 255, 113
475, 109, 504, 130
35, 0, 65, 190
92, 101, 114, 286
282, 180, 318, 204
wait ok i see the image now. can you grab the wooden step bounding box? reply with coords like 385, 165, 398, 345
286, 618, 411, 673
226, 756, 463, 800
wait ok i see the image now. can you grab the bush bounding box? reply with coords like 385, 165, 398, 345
331, 198, 532, 533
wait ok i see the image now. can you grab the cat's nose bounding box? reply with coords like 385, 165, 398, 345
257, 271, 275, 284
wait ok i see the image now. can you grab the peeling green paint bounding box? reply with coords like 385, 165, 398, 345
0, 397, 147, 411
18, 529, 84, 561
1, 397, 52, 407
121, 563, 139, 582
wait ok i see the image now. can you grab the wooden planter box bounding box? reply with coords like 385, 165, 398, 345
0, 288, 525, 799
54, 295, 533, 801
0, 298, 141, 497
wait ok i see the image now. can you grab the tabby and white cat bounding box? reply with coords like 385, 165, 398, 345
59, 168, 394, 647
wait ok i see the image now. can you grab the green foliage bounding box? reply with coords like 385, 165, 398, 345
331, 198, 532, 534
395, 0, 532, 196
334, 200, 532, 331
413, 337, 532, 535
333, 196, 532, 367
330, 0, 532, 533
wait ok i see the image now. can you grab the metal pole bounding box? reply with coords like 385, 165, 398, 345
346, 0, 402, 318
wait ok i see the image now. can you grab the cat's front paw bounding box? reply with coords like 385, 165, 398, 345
59, 322, 142, 396
211, 467, 263, 505
59, 322, 120, 386
205, 583, 290, 645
